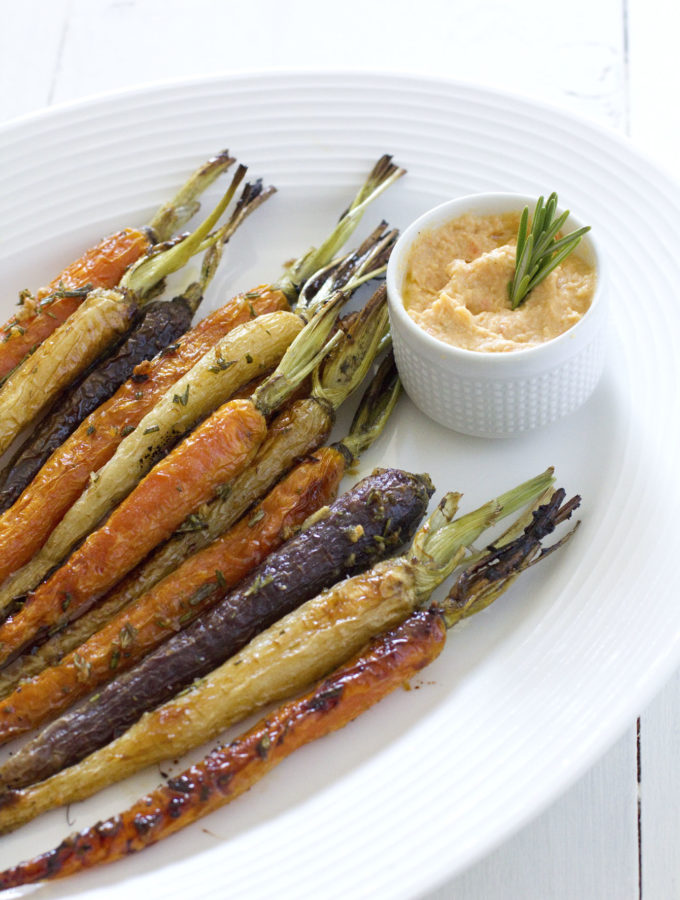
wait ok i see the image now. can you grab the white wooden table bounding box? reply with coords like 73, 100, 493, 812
1, 2, 678, 897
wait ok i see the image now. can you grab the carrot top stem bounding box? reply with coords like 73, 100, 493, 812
181, 179, 277, 316
121, 165, 247, 299
297, 221, 397, 317
251, 293, 347, 417
410, 469, 556, 599
276, 154, 405, 303
147, 149, 236, 242
312, 283, 390, 411
197, 179, 276, 255
441, 489, 581, 628
339, 351, 401, 461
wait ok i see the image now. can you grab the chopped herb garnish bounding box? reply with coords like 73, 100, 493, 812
208, 355, 236, 373
245, 572, 274, 595
189, 584, 215, 606
173, 384, 190, 407
143, 425, 160, 435
244, 291, 261, 300
245, 353, 253, 364
216, 483, 232, 501
109, 649, 121, 670
215, 569, 227, 590
119, 622, 138, 649
176, 513, 207, 533
120, 424, 135, 437
37, 282, 91, 309
160, 343, 179, 357
86, 425, 96, 435
248, 509, 265, 528
73, 653, 92, 679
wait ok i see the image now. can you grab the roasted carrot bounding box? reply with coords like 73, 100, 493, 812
0, 398, 266, 666
0, 465, 433, 796
0, 233, 148, 383
0, 451, 344, 741
0, 477, 573, 837
0, 295, 198, 513
0, 178, 274, 513
0, 348, 399, 742
0, 290, 289, 592
0, 272, 394, 663
0, 491, 580, 886
0, 150, 234, 381
81, 286, 394, 630
0, 612, 442, 887
0, 163, 252, 459
0, 157, 402, 602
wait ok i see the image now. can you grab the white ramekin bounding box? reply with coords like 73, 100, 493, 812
386, 193, 607, 438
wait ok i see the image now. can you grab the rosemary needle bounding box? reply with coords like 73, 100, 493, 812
508, 192, 590, 309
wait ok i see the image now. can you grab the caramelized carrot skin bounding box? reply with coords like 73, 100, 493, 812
0, 608, 445, 888
0, 448, 345, 742
0, 286, 288, 585
0, 228, 150, 379
0, 400, 267, 666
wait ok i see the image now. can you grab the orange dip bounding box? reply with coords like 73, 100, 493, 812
403, 212, 596, 352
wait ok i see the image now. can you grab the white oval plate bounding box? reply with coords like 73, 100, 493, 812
0, 73, 678, 898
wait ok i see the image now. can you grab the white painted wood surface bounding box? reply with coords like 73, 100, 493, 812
0, 1, 677, 897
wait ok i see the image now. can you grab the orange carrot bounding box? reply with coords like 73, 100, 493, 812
0, 609, 441, 888
0, 148, 238, 381
0, 447, 345, 741
0, 229, 151, 381
0, 287, 287, 586
0, 400, 267, 666
0, 486, 580, 887
0, 283, 365, 667
0, 155, 404, 587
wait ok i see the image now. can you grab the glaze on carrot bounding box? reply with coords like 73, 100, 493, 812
81, 285, 393, 635
0, 330, 397, 738
0, 610, 442, 888
0, 229, 150, 382
0, 489, 580, 885
0, 448, 345, 740
0, 149, 236, 382
0, 287, 288, 590
0, 157, 403, 598
0, 400, 266, 665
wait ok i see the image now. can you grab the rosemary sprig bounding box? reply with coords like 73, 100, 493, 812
508, 193, 590, 309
